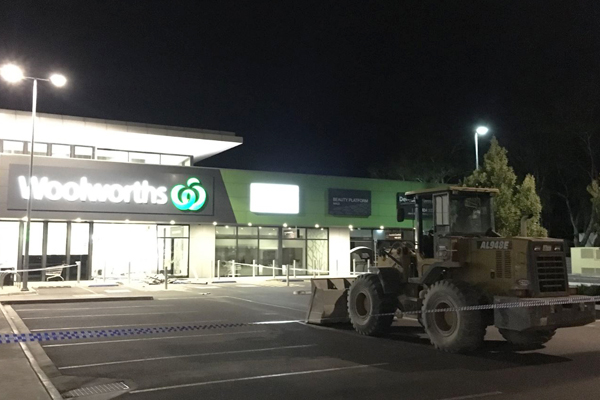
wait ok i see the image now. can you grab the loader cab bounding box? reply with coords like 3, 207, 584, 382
398, 186, 498, 259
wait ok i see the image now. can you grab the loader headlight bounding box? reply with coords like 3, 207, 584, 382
533, 245, 542, 251
553, 245, 562, 252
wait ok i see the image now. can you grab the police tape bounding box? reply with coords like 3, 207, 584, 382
0, 323, 250, 344
376, 295, 600, 318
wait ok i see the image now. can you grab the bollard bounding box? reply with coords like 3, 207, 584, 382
210, 260, 214, 280
367, 259, 370, 272
217, 260, 221, 280
252, 259, 256, 278
128, 262, 131, 285
272, 260, 276, 278
230, 260, 235, 277
103, 261, 107, 283
76, 261, 81, 284
352, 259, 356, 275
286, 262, 290, 286
293, 260, 296, 278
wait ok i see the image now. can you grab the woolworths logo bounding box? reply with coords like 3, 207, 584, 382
170, 177, 208, 211
17, 175, 208, 212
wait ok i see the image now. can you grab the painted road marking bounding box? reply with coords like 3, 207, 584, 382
105, 289, 131, 293
224, 296, 305, 312
43, 330, 268, 347
130, 363, 388, 394
59, 344, 315, 370
22, 310, 203, 320
30, 319, 226, 332
437, 391, 503, 400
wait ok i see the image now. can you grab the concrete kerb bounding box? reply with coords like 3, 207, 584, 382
0, 295, 154, 305
0, 303, 62, 400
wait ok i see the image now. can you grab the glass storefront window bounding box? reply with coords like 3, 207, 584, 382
237, 227, 258, 237
307, 228, 327, 239
307, 239, 328, 273
129, 152, 160, 164
74, 146, 93, 159
216, 226, 236, 238
283, 239, 305, 275
215, 238, 236, 277
237, 239, 258, 276
158, 225, 189, 238
25, 222, 44, 280
97, 149, 127, 162
259, 227, 278, 238
258, 239, 278, 276
70, 222, 90, 280
161, 154, 191, 166
51, 144, 71, 158
26, 142, 48, 156
3, 140, 25, 154
283, 228, 305, 239
0, 222, 19, 271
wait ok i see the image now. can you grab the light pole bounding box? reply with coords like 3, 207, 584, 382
474, 126, 488, 170
0, 64, 67, 291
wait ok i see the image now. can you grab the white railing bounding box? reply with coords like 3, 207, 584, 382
213, 259, 329, 286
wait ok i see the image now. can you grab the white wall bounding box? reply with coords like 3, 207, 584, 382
189, 224, 215, 279
329, 227, 350, 276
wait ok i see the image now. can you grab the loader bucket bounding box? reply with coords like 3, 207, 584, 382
305, 277, 355, 324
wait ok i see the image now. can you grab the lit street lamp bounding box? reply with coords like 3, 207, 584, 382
474, 126, 488, 170
1, 64, 67, 291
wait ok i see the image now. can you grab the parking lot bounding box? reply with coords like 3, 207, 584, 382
9, 282, 600, 400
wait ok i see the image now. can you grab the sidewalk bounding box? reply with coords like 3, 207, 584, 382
0, 281, 153, 304
0, 304, 54, 400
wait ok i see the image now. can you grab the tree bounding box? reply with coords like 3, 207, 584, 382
463, 137, 547, 237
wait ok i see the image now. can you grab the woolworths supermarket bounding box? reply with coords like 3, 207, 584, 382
0, 108, 426, 281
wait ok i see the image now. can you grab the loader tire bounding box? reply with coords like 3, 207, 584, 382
348, 274, 397, 336
422, 280, 486, 353
499, 329, 556, 346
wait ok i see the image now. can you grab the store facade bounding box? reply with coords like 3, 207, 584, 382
0, 108, 426, 281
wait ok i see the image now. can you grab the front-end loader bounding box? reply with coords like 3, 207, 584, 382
306, 186, 597, 353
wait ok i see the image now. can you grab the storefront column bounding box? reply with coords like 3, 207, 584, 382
189, 224, 215, 279
328, 227, 350, 276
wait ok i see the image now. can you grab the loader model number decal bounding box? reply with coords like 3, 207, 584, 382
478, 240, 511, 250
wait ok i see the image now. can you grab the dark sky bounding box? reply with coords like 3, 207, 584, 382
0, 1, 598, 179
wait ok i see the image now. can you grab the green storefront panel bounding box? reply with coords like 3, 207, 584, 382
219, 169, 429, 228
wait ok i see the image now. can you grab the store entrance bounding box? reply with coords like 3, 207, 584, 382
92, 224, 158, 280
157, 225, 189, 277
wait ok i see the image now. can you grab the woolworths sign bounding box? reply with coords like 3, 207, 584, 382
7, 164, 214, 216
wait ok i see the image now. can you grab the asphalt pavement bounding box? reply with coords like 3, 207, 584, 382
7, 282, 600, 400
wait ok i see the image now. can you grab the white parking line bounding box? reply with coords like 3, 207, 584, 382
59, 344, 315, 370
30, 319, 225, 332
43, 330, 268, 348
17, 305, 171, 312
437, 391, 503, 400
22, 310, 203, 320
223, 296, 305, 312
130, 363, 388, 394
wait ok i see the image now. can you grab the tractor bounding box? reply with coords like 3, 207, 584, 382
306, 186, 596, 353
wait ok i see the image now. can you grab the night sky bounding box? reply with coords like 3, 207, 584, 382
0, 1, 598, 183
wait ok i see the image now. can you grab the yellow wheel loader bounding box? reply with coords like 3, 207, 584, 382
306, 186, 596, 353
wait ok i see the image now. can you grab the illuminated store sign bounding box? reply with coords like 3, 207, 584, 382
7, 164, 214, 216
250, 183, 299, 214
18, 176, 169, 204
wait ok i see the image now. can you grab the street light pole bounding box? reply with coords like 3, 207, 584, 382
474, 131, 479, 170
0, 64, 67, 291
474, 126, 489, 171
22, 78, 38, 291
